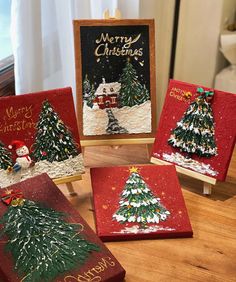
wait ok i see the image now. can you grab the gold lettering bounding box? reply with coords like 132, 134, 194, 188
63, 257, 116, 282
5, 105, 33, 120
94, 32, 143, 58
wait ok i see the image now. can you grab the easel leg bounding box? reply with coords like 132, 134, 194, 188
203, 182, 212, 195
146, 144, 153, 159
66, 182, 77, 197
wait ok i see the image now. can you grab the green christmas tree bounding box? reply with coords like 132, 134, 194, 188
32, 100, 79, 162
113, 167, 170, 228
119, 59, 150, 107
86, 83, 95, 108
0, 141, 13, 170
0, 192, 99, 282
83, 75, 95, 108
83, 74, 91, 101
168, 88, 217, 157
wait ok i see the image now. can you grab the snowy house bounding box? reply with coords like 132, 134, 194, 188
93, 78, 120, 109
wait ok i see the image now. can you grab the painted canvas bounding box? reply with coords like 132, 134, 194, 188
74, 19, 156, 141
0, 174, 126, 281
0, 87, 84, 188
151, 80, 236, 181
91, 165, 193, 241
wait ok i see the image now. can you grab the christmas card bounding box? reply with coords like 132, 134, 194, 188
0, 87, 84, 188
0, 173, 126, 282
91, 165, 193, 241
73, 19, 157, 142
151, 80, 236, 181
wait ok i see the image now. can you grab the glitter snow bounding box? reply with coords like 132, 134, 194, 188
83, 100, 151, 135
112, 225, 175, 234
0, 154, 84, 188
162, 152, 218, 176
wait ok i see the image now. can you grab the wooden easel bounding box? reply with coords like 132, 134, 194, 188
53, 174, 82, 196
150, 157, 217, 195
80, 8, 154, 157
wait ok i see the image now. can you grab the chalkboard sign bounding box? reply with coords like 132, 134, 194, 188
73, 19, 156, 144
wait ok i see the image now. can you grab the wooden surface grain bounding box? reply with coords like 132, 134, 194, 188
58, 145, 236, 282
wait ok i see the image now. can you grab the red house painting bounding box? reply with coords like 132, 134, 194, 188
93, 78, 120, 109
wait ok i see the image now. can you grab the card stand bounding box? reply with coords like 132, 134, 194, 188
53, 174, 82, 196
150, 157, 217, 195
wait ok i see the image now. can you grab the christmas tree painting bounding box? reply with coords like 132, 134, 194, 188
0, 141, 13, 170
32, 100, 79, 162
119, 59, 150, 107
168, 88, 217, 158
0, 190, 99, 282
113, 167, 170, 229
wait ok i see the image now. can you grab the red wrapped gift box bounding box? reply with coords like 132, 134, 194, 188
0, 174, 125, 282
91, 165, 193, 242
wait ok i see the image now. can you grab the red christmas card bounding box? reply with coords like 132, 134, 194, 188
91, 165, 193, 241
0, 173, 126, 282
0, 87, 84, 188
151, 80, 236, 181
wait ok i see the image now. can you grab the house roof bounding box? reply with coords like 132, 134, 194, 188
95, 81, 121, 96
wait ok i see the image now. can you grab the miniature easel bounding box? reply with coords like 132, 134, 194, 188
53, 174, 82, 196
81, 8, 154, 157
150, 157, 217, 195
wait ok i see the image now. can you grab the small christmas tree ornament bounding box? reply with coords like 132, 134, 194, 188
0, 141, 13, 170
32, 100, 79, 162
8, 140, 32, 171
0, 189, 99, 282
113, 167, 170, 229
168, 87, 217, 158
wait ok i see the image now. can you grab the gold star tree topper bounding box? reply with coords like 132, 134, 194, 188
129, 166, 139, 173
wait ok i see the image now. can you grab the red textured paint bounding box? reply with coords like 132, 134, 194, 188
0, 174, 126, 282
0, 87, 81, 162
91, 165, 193, 242
152, 80, 236, 181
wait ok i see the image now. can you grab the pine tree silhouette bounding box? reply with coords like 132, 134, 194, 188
0, 196, 99, 282
168, 88, 217, 157
32, 100, 79, 162
0, 141, 13, 170
113, 167, 170, 228
119, 59, 150, 107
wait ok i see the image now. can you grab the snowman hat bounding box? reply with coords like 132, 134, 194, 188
8, 140, 26, 150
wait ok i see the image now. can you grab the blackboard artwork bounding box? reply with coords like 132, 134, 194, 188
74, 20, 156, 141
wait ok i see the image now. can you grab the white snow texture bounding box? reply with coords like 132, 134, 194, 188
0, 154, 84, 188
112, 225, 175, 234
83, 100, 151, 135
160, 152, 218, 176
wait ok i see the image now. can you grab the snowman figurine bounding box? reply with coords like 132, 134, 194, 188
8, 140, 32, 172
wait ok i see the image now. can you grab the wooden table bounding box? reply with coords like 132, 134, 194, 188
58, 145, 236, 282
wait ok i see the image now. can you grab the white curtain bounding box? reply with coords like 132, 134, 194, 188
11, 0, 140, 102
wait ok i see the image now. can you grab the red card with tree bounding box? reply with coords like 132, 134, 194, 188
91, 165, 193, 241
151, 80, 236, 181
0, 87, 84, 188
0, 173, 126, 282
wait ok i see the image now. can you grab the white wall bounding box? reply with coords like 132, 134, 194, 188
174, 0, 236, 87
139, 0, 175, 120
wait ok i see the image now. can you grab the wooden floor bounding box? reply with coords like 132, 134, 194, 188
59, 145, 236, 282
